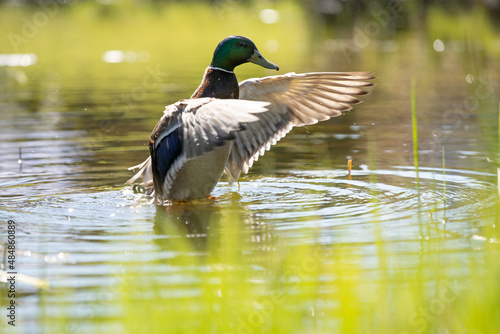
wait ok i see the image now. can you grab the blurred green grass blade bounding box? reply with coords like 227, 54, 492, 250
443, 146, 447, 221
411, 78, 418, 176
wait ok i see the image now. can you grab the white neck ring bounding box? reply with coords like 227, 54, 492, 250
208, 66, 234, 74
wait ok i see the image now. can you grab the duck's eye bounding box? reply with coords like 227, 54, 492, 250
238, 41, 246, 47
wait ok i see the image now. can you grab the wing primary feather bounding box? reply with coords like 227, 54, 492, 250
227, 71, 375, 184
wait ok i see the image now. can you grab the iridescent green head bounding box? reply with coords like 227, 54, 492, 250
210, 35, 279, 72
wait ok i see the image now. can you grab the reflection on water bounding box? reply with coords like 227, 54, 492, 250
0, 1, 499, 333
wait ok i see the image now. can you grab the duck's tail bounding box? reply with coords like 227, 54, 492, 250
127, 157, 155, 196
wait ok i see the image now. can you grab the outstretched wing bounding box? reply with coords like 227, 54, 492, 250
225, 72, 375, 183
128, 98, 269, 200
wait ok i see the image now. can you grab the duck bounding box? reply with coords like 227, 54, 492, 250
128, 35, 374, 203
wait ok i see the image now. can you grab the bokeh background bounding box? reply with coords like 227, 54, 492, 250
1, 1, 499, 333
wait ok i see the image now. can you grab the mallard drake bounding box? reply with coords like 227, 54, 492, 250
129, 35, 374, 203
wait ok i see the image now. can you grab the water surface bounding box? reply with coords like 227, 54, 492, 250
0, 2, 499, 333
